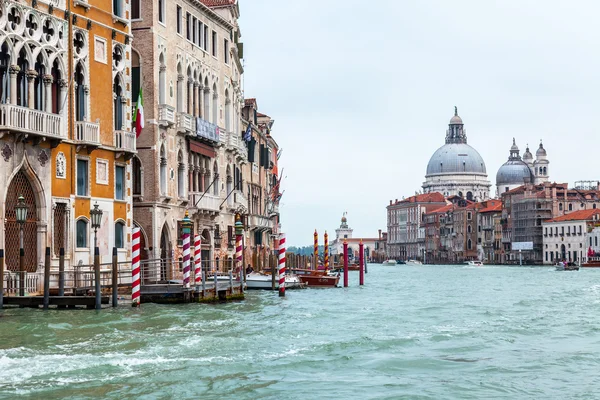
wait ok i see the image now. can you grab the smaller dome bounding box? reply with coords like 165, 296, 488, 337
510, 138, 519, 152
496, 161, 533, 186
523, 146, 533, 161
449, 106, 463, 125
536, 142, 547, 157
341, 216, 347, 223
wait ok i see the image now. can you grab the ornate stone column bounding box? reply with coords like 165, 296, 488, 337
9, 65, 19, 105
26, 69, 37, 109
58, 79, 68, 115
198, 85, 204, 119
187, 80, 193, 114
43, 74, 53, 113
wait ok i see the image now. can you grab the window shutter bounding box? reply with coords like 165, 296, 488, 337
259, 144, 264, 166
248, 139, 256, 163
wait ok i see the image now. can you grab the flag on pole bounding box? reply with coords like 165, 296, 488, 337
243, 123, 252, 142
133, 87, 144, 138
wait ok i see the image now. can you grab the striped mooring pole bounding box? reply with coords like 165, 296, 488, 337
181, 211, 192, 289
278, 233, 286, 297
235, 214, 244, 285
343, 238, 349, 288
313, 229, 319, 270
359, 239, 365, 286
324, 231, 329, 270
131, 227, 141, 307
194, 234, 202, 286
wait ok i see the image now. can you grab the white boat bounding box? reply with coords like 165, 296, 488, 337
405, 259, 423, 266
382, 260, 397, 266
245, 272, 304, 290
465, 261, 483, 266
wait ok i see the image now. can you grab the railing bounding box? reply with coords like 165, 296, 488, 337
190, 193, 221, 213
139, 258, 242, 285
177, 112, 195, 133
227, 131, 247, 158
3, 271, 43, 295
250, 214, 274, 230
75, 120, 100, 144
158, 104, 176, 125
0, 104, 64, 138
234, 190, 248, 210
115, 130, 136, 152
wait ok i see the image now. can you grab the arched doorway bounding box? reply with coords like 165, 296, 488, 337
5, 171, 39, 271
560, 244, 566, 261
160, 224, 171, 282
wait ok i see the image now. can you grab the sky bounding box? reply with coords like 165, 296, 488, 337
239, 0, 600, 246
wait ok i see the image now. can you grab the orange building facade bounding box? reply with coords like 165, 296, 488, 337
0, 0, 134, 276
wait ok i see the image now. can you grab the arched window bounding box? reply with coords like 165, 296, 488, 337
17, 48, 28, 107
132, 156, 142, 196
51, 60, 61, 114
177, 151, 185, 198
160, 145, 167, 196
193, 71, 198, 116
596, 236, 598, 247
115, 221, 125, 248
176, 63, 183, 112
568, 203, 573, 211
131, 50, 141, 105
187, 67, 193, 113
213, 161, 219, 196
212, 83, 218, 124
34, 54, 45, 111
203, 78, 210, 120
76, 219, 88, 248
543, 167, 547, 175
158, 54, 166, 104
467, 225, 472, 234
467, 239, 472, 250
225, 89, 231, 132
226, 165, 233, 206
559, 203, 563, 211
113, 75, 124, 130
0, 42, 10, 104
75, 62, 86, 121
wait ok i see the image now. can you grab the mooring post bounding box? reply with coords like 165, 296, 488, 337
229, 269, 233, 293
278, 233, 286, 297
271, 255, 276, 290
343, 239, 349, 288
202, 270, 206, 296
131, 228, 141, 307
112, 247, 118, 308
58, 248, 65, 296
43, 247, 50, 309
94, 246, 101, 311
0, 249, 4, 309
213, 270, 218, 300
19, 247, 25, 297
359, 240, 364, 286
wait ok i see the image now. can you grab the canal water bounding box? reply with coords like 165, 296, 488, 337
1, 265, 599, 399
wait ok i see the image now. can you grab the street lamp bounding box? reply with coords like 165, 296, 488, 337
90, 202, 103, 248
15, 195, 27, 296
214, 225, 222, 271
90, 202, 103, 310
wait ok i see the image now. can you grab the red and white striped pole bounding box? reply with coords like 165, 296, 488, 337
314, 229, 319, 270
235, 214, 244, 280
194, 234, 202, 286
278, 233, 286, 297
324, 231, 329, 271
343, 238, 349, 288
359, 239, 364, 286
131, 227, 141, 307
181, 211, 192, 289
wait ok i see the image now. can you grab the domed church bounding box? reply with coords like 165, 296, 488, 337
422, 108, 491, 201
496, 139, 549, 196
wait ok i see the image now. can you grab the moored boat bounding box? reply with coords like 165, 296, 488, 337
405, 259, 423, 266
465, 260, 483, 266
243, 272, 304, 290
382, 260, 397, 266
582, 256, 600, 267
291, 269, 339, 288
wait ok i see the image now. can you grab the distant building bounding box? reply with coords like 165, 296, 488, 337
543, 209, 600, 264
329, 214, 378, 261
496, 139, 550, 196
422, 108, 491, 201
387, 193, 447, 261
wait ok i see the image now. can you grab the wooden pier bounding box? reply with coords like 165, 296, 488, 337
2, 295, 110, 308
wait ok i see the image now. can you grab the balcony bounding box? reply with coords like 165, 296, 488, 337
189, 193, 220, 216
226, 131, 247, 161
75, 120, 100, 153
158, 104, 176, 126
232, 190, 248, 212
0, 104, 64, 144
114, 130, 136, 159
177, 112, 195, 134
249, 214, 274, 232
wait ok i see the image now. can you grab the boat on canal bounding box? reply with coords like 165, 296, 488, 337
290, 269, 340, 288
582, 256, 600, 267
382, 259, 397, 266
465, 260, 483, 266
405, 259, 423, 266
555, 262, 579, 271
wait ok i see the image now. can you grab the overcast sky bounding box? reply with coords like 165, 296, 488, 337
239, 0, 600, 246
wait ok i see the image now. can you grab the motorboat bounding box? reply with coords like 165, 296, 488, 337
465, 261, 483, 266
405, 259, 423, 266
382, 260, 397, 266
555, 262, 579, 271
223, 272, 304, 290
290, 269, 339, 288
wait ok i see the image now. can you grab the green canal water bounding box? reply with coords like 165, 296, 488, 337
1, 265, 599, 399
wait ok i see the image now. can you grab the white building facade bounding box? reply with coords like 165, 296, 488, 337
542, 210, 600, 265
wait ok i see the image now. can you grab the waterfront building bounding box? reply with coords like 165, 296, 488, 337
496, 139, 550, 196
329, 215, 379, 261
542, 210, 600, 264
0, 0, 134, 275
131, 0, 247, 268
423, 204, 453, 263
386, 193, 447, 261
422, 108, 491, 201
477, 200, 502, 263
372, 230, 387, 263
586, 226, 600, 257
501, 183, 600, 264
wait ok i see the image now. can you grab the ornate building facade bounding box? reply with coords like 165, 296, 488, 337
496, 139, 550, 196
0, 0, 134, 274
422, 108, 491, 201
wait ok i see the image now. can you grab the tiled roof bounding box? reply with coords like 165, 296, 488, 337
479, 202, 502, 213
200, 0, 236, 7
546, 209, 600, 223
426, 204, 454, 214
399, 192, 446, 204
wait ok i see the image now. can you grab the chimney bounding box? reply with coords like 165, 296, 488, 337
378, 229, 382, 239
389, 200, 392, 205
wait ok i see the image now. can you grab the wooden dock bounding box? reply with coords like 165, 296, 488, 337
2, 295, 110, 308
140, 282, 244, 304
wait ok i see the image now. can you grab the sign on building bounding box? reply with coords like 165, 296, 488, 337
196, 117, 220, 143
512, 242, 534, 251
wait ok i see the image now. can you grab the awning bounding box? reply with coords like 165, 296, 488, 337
189, 140, 216, 158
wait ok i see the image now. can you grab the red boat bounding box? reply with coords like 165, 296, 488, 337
582, 257, 600, 267
291, 269, 339, 288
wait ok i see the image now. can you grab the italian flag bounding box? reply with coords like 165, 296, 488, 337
133, 87, 144, 138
